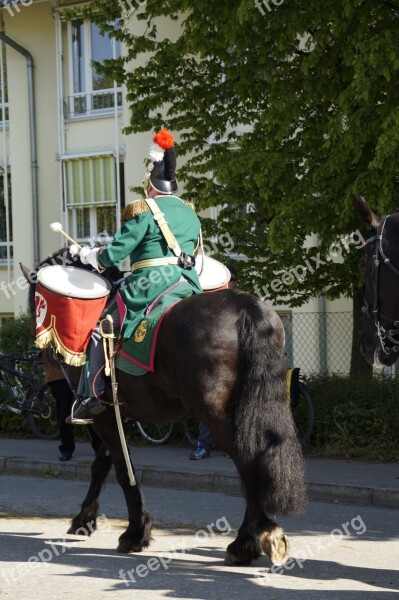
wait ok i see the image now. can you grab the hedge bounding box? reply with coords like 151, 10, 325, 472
305, 374, 399, 461
0, 313, 42, 435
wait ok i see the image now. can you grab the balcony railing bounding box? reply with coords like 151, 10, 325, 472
64, 89, 122, 120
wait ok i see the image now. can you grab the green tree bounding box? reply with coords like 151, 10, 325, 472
86, 0, 399, 375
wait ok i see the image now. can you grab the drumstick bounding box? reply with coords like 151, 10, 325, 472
50, 222, 83, 249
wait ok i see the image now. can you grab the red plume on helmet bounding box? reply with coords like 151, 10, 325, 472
148, 129, 177, 194
153, 129, 174, 150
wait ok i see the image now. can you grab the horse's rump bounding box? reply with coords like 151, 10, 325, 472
150, 290, 307, 516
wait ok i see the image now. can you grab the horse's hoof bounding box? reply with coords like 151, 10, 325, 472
224, 550, 252, 566
116, 542, 143, 554
117, 534, 145, 553
260, 526, 289, 565
67, 528, 91, 536
67, 524, 92, 536
224, 550, 239, 566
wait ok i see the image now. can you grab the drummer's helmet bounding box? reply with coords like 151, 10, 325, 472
144, 129, 177, 197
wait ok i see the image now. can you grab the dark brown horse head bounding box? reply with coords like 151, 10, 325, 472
354, 194, 399, 368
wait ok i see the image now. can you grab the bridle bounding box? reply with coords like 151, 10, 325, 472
362, 212, 399, 355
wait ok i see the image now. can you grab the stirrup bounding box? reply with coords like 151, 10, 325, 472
68, 399, 93, 425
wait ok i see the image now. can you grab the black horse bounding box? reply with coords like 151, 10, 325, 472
355, 194, 399, 368
23, 249, 306, 567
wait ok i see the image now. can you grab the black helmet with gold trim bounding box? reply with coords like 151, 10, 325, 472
144, 129, 177, 196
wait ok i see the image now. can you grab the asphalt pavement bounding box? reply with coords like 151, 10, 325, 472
1, 438, 399, 599
0, 437, 398, 509
1, 476, 399, 599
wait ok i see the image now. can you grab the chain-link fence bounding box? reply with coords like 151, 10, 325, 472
280, 312, 354, 375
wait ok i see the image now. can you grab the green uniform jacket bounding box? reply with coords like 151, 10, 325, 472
98, 195, 202, 340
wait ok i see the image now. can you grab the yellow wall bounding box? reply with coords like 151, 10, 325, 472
0, 2, 184, 316
1, 2, 58, 313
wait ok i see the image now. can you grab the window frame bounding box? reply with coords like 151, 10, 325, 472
68, 206, 115, 246
0, 170, 13, 266
66, 19, 122, 120
66, 160, 124, 245
0, 40, 9, 129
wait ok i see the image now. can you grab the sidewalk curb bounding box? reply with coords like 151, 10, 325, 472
2, 456, 398, 509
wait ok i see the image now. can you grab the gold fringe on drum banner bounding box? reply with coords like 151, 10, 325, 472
35, 283, 107, 368
35, 327, 87, 367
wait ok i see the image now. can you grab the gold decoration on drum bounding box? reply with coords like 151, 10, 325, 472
134, 320, 148, 343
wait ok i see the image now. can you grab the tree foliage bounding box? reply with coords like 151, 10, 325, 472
87, 0, 399, 307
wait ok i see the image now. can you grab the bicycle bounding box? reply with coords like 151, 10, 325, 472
134, 418, 197, 446
0, 352, 58, 440
136, 368, 314, 447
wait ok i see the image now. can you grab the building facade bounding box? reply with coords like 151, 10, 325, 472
0, 1, 358, 374
0, 0, 165, 317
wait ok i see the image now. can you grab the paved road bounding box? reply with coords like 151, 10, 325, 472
0, 474, 398, 599
2, 438, 399, 508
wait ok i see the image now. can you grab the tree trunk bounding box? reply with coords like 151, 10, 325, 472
350, 286, 372, 378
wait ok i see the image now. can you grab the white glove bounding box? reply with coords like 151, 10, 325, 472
79, 246, 102, 271
69, 244, 79, 257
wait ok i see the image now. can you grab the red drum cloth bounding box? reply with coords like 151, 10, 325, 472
35, 283, 108, 366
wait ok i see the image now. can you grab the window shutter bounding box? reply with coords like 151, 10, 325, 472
64, 156, 116, 207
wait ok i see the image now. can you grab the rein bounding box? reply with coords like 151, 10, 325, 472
362, 213, 399, 355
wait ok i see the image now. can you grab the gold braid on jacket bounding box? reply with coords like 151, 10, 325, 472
121, 200, 150, 224
122, 198, 196, 224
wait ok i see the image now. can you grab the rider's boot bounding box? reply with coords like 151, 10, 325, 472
65, 397, 105, 425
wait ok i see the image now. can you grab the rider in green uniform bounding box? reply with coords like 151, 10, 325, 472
68, 130, 202, 423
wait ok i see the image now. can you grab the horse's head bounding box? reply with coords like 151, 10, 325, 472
354, 194, 399, 368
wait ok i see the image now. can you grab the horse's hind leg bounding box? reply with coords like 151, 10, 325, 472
68, 442, 112, 535
227, 507, 289, 566
225, 508, 289, 566
224, 508, 261, 565
196, 420, 290, 566
222, 449, 289, 566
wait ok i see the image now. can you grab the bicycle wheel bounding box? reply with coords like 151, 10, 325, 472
25, 385, 59, 440
182, 417, 199, 447
291, 382, 314, 446
136, 421, 174, 445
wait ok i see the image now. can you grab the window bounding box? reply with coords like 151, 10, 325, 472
64, 156, 124, 244
66, 20, 122, 119
0, 42, 9, 126
0, 172, 12, 263
0, 314, 13, 327
69, 206, 116, 245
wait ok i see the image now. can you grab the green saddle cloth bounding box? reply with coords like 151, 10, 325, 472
115, 279, 194, 376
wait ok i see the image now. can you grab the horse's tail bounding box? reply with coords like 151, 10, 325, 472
232, 295, 307, 516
